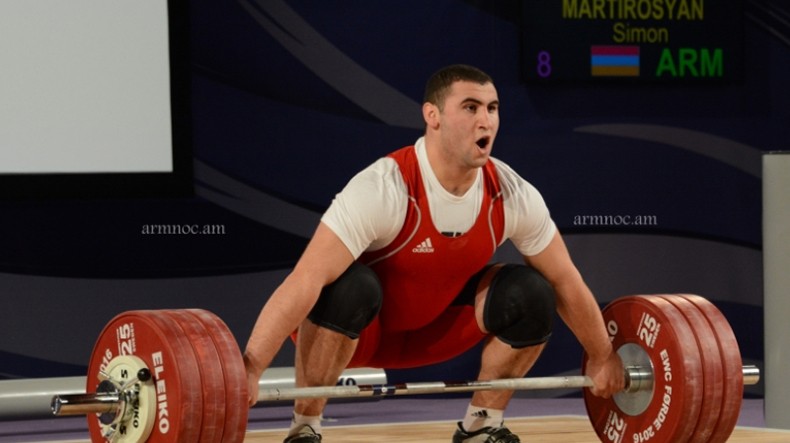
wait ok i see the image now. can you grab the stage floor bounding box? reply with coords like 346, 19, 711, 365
248, 416, 790, 443
1, 397, 786, 442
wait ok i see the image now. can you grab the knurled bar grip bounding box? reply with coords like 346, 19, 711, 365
259, 376, 595, 402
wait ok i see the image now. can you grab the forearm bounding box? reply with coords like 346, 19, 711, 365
244, 222, 356, 377
525, 233, 622, 396
244, 274, 322, 375
554, 277, 613, 362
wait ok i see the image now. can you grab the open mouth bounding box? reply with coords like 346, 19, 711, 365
476, 136, 490, 150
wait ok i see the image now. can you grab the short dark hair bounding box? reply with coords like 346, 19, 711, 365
423, 64, 494, 110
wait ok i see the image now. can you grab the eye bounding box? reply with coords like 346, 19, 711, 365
465, 104, 478, 113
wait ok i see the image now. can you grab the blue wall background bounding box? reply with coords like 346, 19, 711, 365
2, 1, 786, 398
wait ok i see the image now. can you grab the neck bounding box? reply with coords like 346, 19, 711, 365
424, 139, 479, 197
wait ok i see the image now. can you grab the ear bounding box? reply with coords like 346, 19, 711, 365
422, 102, 440, 129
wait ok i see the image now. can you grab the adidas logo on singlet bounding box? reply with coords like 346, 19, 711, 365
412, 237, 435, 253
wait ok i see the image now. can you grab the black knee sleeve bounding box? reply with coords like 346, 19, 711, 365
307, 263, 383, 339
483, 265, 556, 348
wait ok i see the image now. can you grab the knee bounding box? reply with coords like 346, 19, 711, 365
307, 263, 383, 339
483, 265, 556, 348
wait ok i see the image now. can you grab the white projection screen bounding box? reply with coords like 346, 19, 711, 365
763, 152, 790, 430
0, 0, 191, 197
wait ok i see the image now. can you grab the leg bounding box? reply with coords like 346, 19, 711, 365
293, 320, 358, 416
454, 338, 545, 443
471, 264, 555, 409
288, 263, 382, 438
471, 337, 546, 409
460, 264, 555, 436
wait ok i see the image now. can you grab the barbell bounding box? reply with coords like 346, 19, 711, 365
50, 294, 759, 442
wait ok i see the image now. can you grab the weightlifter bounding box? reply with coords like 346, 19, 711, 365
243, 64, 624, 442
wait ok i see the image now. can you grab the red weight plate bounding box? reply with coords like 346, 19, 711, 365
186, 309, 248, 443
86, 311, 203, 443
583, 296, 703, 443
166, 310, 226, 443
679, 294, 744, 442
657, 295, 723, 442
136, 311, 205, 443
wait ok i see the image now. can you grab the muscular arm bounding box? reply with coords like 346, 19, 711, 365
243, 222, 355, 403
524, 230, 624, 397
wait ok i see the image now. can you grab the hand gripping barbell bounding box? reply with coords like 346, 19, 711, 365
50, 294, 759, 443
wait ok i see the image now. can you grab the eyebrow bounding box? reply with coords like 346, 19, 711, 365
461, 97, 500, 107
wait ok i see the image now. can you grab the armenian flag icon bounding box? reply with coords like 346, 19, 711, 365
591, 46, 640, 77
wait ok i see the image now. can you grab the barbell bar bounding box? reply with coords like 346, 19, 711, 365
47, 294, 759, 442
52, 364, 759, 412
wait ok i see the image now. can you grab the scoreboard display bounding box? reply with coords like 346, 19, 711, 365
522, 0, 742, 82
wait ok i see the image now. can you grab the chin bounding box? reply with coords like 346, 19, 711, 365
469, 156, 489, 168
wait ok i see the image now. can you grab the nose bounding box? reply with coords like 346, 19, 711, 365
478, 108, 496, 130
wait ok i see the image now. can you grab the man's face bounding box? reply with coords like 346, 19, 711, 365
436, 80, 500, 169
